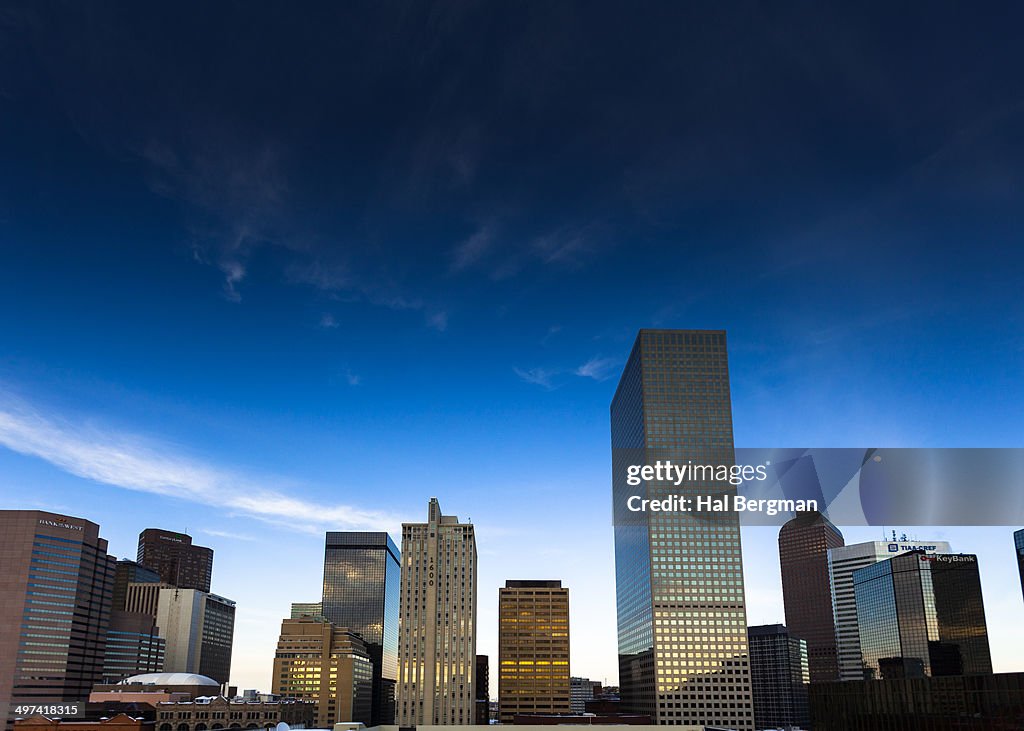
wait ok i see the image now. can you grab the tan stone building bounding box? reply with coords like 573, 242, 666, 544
271, 617, 373, 727
396, 499, 477, 726
498, 581, 570, 723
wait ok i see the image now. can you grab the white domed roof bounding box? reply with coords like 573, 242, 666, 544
121, 673, 220, 686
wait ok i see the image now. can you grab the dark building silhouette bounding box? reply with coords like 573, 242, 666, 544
610, 329, 753, 729
0, 511, 115, 716
810, 672, 1024, 730
136, 529, 213, 592
854, 551, 992, 680
779, 510, 845, 682
1015, 529, 1024, 600
322, 532, 400, 726
747, 624, 810, 731
475, 655, 490, 725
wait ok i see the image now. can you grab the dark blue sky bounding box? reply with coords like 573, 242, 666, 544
1, 1, 1023, 690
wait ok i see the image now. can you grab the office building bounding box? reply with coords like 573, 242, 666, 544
809, 672, 1024, 731
746, 624, 809, 731
272, 617, 373, 727
854, 551, 992, 680
155, 588, 235, 684
0, 510, 116, 714
112, 560, 161, 612
124, 582, 173, 617
498, 581, 570, 723
1015, 529, 1024, 601
829, 539, 951, 681
137, 529, 214, 593
569, 677, 594, 714
610, 329, 754, 729
290, 601, 323, 619
475, 655, 490, 725
102, 611, 165, 683
322, 532, 400, 725
778, 511, 844, 682
396, 498, 477, 726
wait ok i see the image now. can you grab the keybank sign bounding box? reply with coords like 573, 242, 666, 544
888, 543, 938, 553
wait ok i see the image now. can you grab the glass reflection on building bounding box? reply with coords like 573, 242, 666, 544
323, 531, 401, 726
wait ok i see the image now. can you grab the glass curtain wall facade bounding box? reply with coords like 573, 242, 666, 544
611, 329, 754, 729
322, 532, 400, 726
854, 551, 992, 680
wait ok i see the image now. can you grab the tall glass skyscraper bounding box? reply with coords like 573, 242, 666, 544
610, 329, 754, 729
854, 551, 992, 680
322, 532, 401, 726
1014, 529, 1024, 600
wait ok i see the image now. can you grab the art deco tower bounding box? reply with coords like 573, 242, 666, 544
396, 498, 477, 725
611, 329, 754, 729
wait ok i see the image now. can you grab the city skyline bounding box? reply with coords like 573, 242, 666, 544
3, 1, 1024, 707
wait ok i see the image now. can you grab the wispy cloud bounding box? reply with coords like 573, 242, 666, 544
201, 528, 256, 542
344, 370, 362, 386
427, 311, 449, 332
450, 224, 495, 273
0, 396, 401, 534
513, 367, 557, 389
515, 354, 620, 389
574, 356, 618, 381
318, 313, 339, 329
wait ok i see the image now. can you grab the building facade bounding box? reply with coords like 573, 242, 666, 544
396, 498, 477, 726
137, 530, 214, 593
610, 329, 754, 729
155, 589, 235, 684
829, 539, 952, 681
112, 561, 162, 613
102, 610, 166, 683
809, 672, 1024, 731
498, 581, 570, 723
854, 552, 992, 680
746, 624, 809, 731
0, 510, 116, 714
569, 678, 594, 714
322, 532, 400, 726
475, 656, 489, 725
778, 511, 844, 682
1015, 529, 1024, 601
289, 602, 323, 620
271, 617, 373, 727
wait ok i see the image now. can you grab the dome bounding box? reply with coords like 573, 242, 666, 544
121, 672, 220, 686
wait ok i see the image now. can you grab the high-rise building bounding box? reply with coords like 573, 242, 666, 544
498, 580, 570, 723
321, 532, 400, 726
569, 677, 594, 714
290, 601, 324, 619
272, 617, 374, 726
137, 529, 214, 593
746, 624, 810, 731
0, 510, 116, 714
155, 587, 235, 684
829, 539, 951, 681
396, 498, 477, 726
111, 560, 161, 612
778, 511, 845, 682
475, 655, 490, 725
854, 551, 992, 680
1014, 529, 1024, 600
101, 610, 165, 683
610, 329, 754, 729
